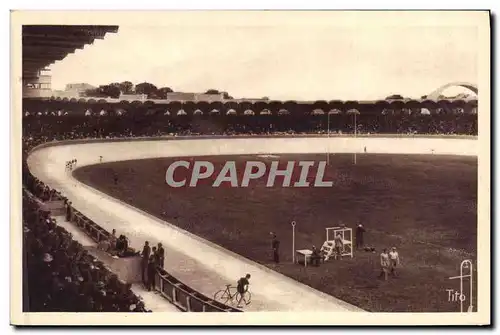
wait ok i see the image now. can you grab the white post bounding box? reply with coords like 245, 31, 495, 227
449, 259, 473, 313
354, 112, 357, 165
468, 261, 473, 312
291, 221, 296, 264
327, 112, 330, 165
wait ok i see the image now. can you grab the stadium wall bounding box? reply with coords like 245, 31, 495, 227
30, 135, 477, 162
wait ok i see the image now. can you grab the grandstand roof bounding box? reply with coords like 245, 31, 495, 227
22, 25, 119, 78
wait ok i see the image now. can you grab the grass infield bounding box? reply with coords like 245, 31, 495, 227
74, 153, 477, 312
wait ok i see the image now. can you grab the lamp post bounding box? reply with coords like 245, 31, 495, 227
291, 221, 296, 264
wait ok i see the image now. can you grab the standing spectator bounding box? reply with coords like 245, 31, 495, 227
141, 241, 150, 285
356, 224, 366, 249
389, 247, 400, 277
334, 233, 344, 260
147, 254, 157, 292
271, 233, 280, 264
65, 201, 72, 222
122, 235, 129, 256
379, 248, 390, 281
109, 229, 118, 251
157, 243, 165, 268
151, 246, 158, 265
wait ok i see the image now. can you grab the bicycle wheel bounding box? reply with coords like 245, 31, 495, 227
214, 289, 231, 304
244, 291, 252, 305
235, 291, 252, 306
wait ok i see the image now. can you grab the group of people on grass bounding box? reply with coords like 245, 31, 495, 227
269, 223, 402, 279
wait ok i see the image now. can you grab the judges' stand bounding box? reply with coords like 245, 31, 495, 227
321, 226, 353, 260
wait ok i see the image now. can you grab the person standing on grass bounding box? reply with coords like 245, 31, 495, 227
356, 224, 366, 249
271, 233, 280, 264
334, 233, 344, 259
379, 248, 390, 281
389, 247, 400, 277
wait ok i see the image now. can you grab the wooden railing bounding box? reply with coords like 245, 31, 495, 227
154, 269, 241, 312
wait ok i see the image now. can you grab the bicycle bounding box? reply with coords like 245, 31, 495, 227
213, 284, 252, 307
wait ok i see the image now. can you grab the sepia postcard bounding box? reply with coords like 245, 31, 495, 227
10, 10, 491, 326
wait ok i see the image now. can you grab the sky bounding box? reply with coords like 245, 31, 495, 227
49, 20, 479, 101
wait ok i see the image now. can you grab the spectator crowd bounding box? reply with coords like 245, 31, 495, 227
23, 192, 149, 312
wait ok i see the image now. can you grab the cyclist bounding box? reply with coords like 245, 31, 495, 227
236, 274, 251, 308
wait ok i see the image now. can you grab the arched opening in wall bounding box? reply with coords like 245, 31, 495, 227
193, 109, 203, 115
421, 109, 431, 115
278, 109, 289, 115
328, 109, 342, 115
84, 109, 93, 116
312, 109, 324, 115
115, 108, 127, 116
99, 109, 108, 116
163, 110, 171, 116
226, 109, 236, 115
177, 109, 187, 116
244, 109, 254, 116
210, 109, 220, 115
260, 109, 271, 115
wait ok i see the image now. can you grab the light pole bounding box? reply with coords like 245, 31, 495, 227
291, 221, 296, 264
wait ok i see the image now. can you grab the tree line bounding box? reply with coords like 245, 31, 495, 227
84, 81, 233, 100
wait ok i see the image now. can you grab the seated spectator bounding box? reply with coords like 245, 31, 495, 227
310, 245, 322, 267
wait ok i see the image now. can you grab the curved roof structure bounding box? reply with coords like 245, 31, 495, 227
22, 25, 119, 78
